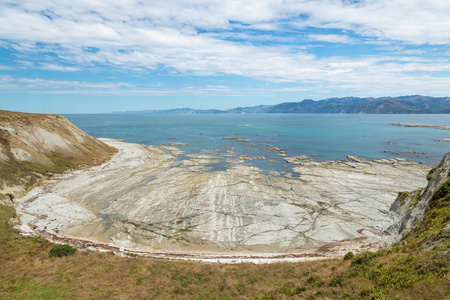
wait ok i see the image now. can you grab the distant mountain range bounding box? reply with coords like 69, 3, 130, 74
114, 95, 450, 114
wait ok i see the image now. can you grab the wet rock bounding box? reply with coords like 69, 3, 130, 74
390, 123, 450, 130
223, 137, 251, 142
283, 155, 310, 164
347, 155, 367, 163
159, 146, 184, 156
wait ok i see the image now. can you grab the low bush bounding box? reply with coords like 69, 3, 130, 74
368, 268, 416, 288
426, 166, 438, 180
329, 275, 343, 287
49, 244, 77, 258
351, 251, 380, 267
344, 251, 354, 260
360, 287, 390, 300
430, 180, 450, 208
275, 285, 306, 296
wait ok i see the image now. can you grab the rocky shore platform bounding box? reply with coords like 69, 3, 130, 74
15, 139, 429, 263
389, 123, 450, 130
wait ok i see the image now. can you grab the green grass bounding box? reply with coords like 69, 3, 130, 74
2, 279, 69, 300
427, 166, 439, 180
397, 191, 409, 205
0, 204, 449, 299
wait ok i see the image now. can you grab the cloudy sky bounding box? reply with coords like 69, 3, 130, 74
0, 0, 449, 113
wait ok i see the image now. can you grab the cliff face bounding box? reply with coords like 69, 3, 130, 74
388, 152, 450, 246
0, 110, 117, 201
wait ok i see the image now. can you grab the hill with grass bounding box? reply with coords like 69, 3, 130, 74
0, 110, 117, 204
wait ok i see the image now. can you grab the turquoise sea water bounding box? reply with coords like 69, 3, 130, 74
64, 114, 450, 172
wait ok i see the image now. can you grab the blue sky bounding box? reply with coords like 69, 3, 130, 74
0, 0, 449, 113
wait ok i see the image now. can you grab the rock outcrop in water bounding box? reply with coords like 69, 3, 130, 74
0, 110, 117, 203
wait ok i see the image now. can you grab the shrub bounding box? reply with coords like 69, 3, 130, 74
351, 251, 379, 266
426, 166, 438, 180
431, 180, 450, 206
49, 244, 77, 258
344, 251, 354, 260
368, 268, 416, 288
306, 276, 317, 285
438, 267, 449, 278
275, 286, 306, 296
361, 287, 390, 300
347, 251, 381, 277
367, 287, 389, 300
329, 275, 343, 287
340, 292, 354, 299
397, 191, 409, 205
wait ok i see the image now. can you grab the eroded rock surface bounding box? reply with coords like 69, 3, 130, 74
16, 139, 429, 255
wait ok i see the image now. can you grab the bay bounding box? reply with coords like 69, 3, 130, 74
64, 114, 450, 172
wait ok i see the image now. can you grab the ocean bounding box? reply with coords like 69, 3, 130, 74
64, 114, 450, 173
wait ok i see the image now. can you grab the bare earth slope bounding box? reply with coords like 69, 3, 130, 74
0, 110, 117, 202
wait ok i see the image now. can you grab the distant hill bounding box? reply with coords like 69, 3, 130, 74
114, 95, 450, 114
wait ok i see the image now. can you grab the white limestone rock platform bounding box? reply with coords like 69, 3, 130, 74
16, 139, 429, 259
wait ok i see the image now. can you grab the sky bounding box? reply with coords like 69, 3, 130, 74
0, 0, 449, 113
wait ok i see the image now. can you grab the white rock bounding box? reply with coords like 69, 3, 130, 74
15, 140, 429, 255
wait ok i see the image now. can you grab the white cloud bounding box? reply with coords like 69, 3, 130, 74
399, 49, 427, 55
289, 0, 450, 45
0, 75, 240, 96
39, 63, 80, 72
308, 34, 355, 43
0, 75, 14, 82
0, 0, 449, 97
15, 77, 133, 89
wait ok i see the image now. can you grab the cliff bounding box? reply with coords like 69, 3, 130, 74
388, 152, 450, 248
0, 110, 117, 202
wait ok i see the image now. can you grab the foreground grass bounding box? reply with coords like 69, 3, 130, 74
0, 204, 448, 299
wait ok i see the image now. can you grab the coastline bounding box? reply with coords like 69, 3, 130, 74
14, 138, 430, 263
